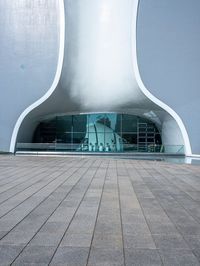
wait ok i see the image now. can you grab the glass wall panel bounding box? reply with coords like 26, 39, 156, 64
31, 113, 162, 153
88, 114, 105, 132
56, 132, 72, 144
73, 132, 85, 144
122, 114, 137, 133
104, 113, 118, 132
33, 119, 56, 143
56, 116, 72, 135
73, 115, 87, 133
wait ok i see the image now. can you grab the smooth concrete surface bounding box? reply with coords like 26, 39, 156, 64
1, 0, 200, 155
0, 0, 60, 151
0, 155, 200, 265
13, 0, 187, 154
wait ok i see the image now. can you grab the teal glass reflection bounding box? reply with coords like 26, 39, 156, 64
32, 113, 162, 152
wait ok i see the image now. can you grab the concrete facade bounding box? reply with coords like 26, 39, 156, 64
0, 0, 200, 156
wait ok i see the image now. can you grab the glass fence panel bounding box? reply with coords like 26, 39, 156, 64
16, 143, 185, 154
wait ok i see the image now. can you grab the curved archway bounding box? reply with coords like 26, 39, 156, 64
24, 113, 162, 153
10, 0, 191, 155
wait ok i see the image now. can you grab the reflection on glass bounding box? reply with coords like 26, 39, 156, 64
73, 115, 87, 132
32, 113, 162, 152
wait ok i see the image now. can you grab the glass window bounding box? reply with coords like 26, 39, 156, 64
31, 113, 162, 153
73, 115, 87, 133
56, 116, 72, 134
73, 132, 85, 144
122, 114, 137, 133
56, 132, 72, 144
122, 133, 137, 144
88, 114, 105, 133
104, 113, 118, 132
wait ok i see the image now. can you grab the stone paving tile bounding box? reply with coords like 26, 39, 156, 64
87, 247, 124, 266
187, 191, 200, 201
12, 245, 56, 265
152, 233, 190, 250
193, 249, 200, 264
125, 248, 162, 266
158, 248, 200, 266
50, 246, 89, 266
0, 156, 200, 265
92, 233, 123, 249
60, 233, 93, 248
0, 244, 24, 266
124, 233, 156, 249
95, 221, 121, 234
28, 231, 64, 247
184, 235, 200, 250
0, 230, 36, 246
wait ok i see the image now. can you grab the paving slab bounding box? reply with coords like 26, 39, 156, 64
0, 155, 200, 265
50, 247, 89, 266
125, 248, 162, 266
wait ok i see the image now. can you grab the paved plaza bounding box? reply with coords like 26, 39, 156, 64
0, 155, 200, 265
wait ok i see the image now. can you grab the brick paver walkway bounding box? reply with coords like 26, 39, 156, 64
0, 155, 200, 265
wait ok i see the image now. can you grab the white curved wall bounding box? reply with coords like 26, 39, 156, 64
9, 0, 191, 155
61, 0, 142, 110
0, 0, 197, 155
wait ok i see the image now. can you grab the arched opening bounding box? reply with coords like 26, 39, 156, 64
16, 113, 166, 153
10, 0, 189, 155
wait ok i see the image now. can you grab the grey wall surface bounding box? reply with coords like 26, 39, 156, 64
17, 0, 184, 154
0, 0, 60, 151
0, 0, 199, 154
137, 0, 200, 154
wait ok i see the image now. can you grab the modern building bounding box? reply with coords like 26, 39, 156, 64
0, 0, 200, 156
